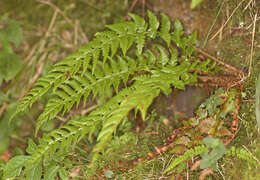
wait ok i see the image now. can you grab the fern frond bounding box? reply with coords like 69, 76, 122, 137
22, 85, 142, 173
23, 113, 104, 173
160, 13, 171, 47
128, 13, 147, 30
35, 57, 142, 134
171, 19, 183, 47
12, 60, 73, 120
7, 11, 220, 179
153, 44, 169, 66
13, 14, 148, 118
147, 10, 159, 39
94, 83, 160, 153
164, 145, 208, 174
226, 146, 260, 167
128, 13, 147, 55
26, 56, 210, 174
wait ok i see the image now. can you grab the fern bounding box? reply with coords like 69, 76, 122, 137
226, 146, 260, 167
164, 144, 259, 175
159, 13, 171, 47
5, 11, 218, 179
164, 145, 209, 174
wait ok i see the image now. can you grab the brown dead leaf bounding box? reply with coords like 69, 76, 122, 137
190, 159, 202, 171
218, 127, 233, 136
169, 144, 187, 155
199, 168, 213, 180
0, 150, 12, 162
198, 118, 216, 134
163, 118, 170, 126
69, 167, 81, 178
61, 30, 72, 41
174, 136, 191, 146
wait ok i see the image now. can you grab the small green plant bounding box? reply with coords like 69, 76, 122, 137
0, 18, 23, 85
0, 17, 23, 155
226, 146, 259, 166
164, 138, 259, 175
163, 87, 259, 176
200, 137, 226, 170
4, 11, 218, 179
164, 145, 208, 174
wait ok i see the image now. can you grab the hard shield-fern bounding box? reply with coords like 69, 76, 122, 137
5, 11, 217, 179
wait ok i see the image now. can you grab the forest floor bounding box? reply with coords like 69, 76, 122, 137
0, 0, 259, 179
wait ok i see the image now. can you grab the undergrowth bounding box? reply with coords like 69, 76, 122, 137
2, 10, 218, 179
1, 9, 259, 179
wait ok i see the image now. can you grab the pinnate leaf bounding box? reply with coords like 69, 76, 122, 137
3, 155, 29, 179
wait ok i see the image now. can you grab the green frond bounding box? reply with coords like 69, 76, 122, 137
35, 57, 143, 134
171, 19, 184, 47
128, 13, 147, 55
135, 34, 146, 55
160, 13, 171, 47
147, 10, 159, 39
24, 113, 103, 173
93, 56, 215, 155
14, 18, 147, 119
226, 146, 260, 167
14, 11, 175, 120
169, 46, 178, 65
3, 155, 30, 179
11, 60, 73, 122
92, 48, 100, 74
153, 44, 169, 66
128, 13, 147, 30
143, 49, 157, 65
94, 82, 160, 153
164, 145, 209, 174
23, 85, 143, 174
105, 22, 134, 34
8, 11, 221, 179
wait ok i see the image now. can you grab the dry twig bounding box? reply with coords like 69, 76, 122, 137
24, 41, 41, 63
242, 145, 260, 165
78, 24, 89, 43
210, 0, 245, 41
36, 0, 73, 25
243, 0, 254, 12
0, 102, 8, 119
195, 47, 244, 76
247, 13, 257, 78
74, 20, 79, 46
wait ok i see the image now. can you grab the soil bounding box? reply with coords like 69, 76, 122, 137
150, 0, 219, 51
154, 86, 208, 123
